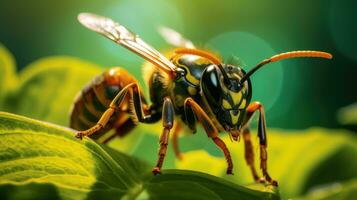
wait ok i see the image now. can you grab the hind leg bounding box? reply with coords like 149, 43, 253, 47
75, 84, 132, 139
76, 83, 160, 139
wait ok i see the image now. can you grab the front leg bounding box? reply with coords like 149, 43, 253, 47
184, 98, 233, 174
243, 101, 278, 186
152, 97, 175, 175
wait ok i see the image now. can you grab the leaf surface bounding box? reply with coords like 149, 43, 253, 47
0, 112, 280, 200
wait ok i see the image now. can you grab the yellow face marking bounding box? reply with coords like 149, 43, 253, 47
187, 86, 197, 95
222, 99, 231, 109
230, 91, 242, 105
239, 99, 246, 109
230, 111, 240, 124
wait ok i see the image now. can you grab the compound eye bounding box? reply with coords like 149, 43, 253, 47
201, 65, 223, 106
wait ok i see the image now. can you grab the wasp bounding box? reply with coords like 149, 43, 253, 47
71, 13, 332, 186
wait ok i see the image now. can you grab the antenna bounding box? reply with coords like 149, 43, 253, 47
239, 51, 332, 84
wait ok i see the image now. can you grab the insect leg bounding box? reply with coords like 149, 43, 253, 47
243, 101, 278, 186
242, 127, 263, 182
152, 97, 175, 175
75, 84, 131, 139
184, 98, 233, 174
172, 122, 183, 160
171, 103, 199, 160
76, 83, 159, 139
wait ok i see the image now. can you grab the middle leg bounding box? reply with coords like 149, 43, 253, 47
152, 97, 175, 174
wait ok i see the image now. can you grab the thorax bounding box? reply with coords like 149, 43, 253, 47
146, 53, 213, 114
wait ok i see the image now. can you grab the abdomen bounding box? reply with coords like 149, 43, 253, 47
70, 67, 139, 140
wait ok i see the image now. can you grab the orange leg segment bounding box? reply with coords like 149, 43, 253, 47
184, 98, 233, 174
172, 122, 183, 160
152, 97, 175, 175
243, 101, 278, 186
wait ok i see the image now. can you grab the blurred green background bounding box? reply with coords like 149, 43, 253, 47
0, 1, 357, 199
0, 0, 356, 130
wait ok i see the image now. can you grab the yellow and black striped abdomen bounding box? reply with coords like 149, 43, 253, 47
70, 67, 138, 140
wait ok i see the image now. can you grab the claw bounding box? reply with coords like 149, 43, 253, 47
75, 132, 84, 140
270, 180, 278, 187
226, 169, 234, 175
255, 177, 278, 186
152, 167, 161, 175
257, 177, 266, 183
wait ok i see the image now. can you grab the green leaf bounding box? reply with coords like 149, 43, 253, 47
297, 179, 357, 200
145, 170, 279, 200
0, 111, 148, 200
254, 128, 357, 198
146, 127, 357, 199
0, 112, 280, 200
3, 56, 102, 126
0, 42, 103, 125
0, 44, 144, 154
0, 44, 17, 106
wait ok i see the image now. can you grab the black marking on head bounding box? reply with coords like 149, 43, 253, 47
201, 64, 252, 130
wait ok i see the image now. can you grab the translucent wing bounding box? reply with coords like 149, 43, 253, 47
78, 13, 177, 74
158, 26, 195, 49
